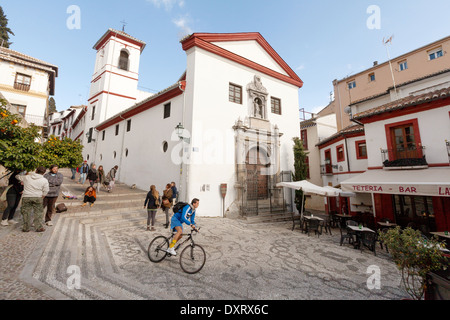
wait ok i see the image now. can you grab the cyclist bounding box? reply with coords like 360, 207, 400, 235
166, 198, 199, 256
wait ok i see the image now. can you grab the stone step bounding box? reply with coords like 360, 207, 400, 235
58, 197, 144, 207
245, 212, 293, 224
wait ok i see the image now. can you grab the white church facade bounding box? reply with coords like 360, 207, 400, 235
78, 30, 304, 218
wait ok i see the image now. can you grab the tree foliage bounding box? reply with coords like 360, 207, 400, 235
0, 6, 14, 48
48, 97, 57, 114
378, 227, 448, 300
0, 99, 83, 172
292, 137, 309, 212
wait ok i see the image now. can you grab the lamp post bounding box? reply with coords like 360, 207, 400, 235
176, 122, 190, 202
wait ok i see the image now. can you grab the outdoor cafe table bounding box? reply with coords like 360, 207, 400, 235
377, 222, 398, 229
430, 232, 450, 240
303, 215, 324, 221
346, 225, 375, 249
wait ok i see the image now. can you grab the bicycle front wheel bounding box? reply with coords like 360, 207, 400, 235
179, 244, 206, 274
148, 236, 169, 263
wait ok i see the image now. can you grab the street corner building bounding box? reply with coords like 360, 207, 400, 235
71, 29, 304, 218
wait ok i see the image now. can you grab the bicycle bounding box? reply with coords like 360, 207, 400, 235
147, 228, 206, 274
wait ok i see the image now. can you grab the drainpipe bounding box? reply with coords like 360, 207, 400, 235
118, 114, 127, 182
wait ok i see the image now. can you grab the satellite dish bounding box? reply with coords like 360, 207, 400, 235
344, 106, 352, 114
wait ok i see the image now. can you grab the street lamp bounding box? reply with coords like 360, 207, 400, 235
175, 123, 190, 144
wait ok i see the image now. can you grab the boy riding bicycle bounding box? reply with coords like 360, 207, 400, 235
165, 198, 199, 256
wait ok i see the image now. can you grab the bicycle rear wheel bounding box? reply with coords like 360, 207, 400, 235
179, 244, 206, 274
148, 236, 169, 263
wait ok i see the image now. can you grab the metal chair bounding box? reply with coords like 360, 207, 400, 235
320, 216, 333, 235
339, 225, 354, 246
307, 218, 321, 237
360, 231, 377, 256
291, 212, 302, 231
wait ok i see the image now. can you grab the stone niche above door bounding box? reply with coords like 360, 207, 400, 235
246, 75, 270, 130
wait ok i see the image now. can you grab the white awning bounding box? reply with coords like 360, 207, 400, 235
341, 168, 450, 197
276, 181, 340, 197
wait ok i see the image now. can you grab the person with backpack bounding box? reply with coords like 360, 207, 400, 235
165, 198, 199, 256
144, 185, 160, 231
104, 165, 118, 193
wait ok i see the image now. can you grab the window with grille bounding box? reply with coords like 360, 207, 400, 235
271, 97, 281, 115
229, 83, 242, 104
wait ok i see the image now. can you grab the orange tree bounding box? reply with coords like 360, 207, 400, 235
0, 99, 83, 172
0, 99, 41, 171
41, 135, 83, 169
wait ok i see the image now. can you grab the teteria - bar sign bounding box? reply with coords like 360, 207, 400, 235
348, 184, 450, 197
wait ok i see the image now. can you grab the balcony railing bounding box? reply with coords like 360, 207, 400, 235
381, 144, 427, 168
320, 164, 338, 175
14, 82, 31, 92
24, 114, 45, 127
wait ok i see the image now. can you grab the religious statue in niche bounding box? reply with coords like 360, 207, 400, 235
247, 75, 268, 120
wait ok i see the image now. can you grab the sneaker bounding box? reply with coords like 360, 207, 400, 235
36, 228, 46, 233
8, 219, 18, 225
146, 226, 150, 231
166, 247, 177, 256
151, 227, 156, 231
1, 220, 9, 226
46, 221, 53, 226
81, 203, 87, 207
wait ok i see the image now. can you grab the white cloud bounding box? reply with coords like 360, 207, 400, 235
172, 15, 193, 39
147, 0, 185, 11
296, 64, 305, 71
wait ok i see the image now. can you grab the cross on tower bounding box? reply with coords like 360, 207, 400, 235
120, 20, 128, 32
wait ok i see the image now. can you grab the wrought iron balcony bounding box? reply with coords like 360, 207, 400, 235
14, 82, 31, 92
320, 163, 338, 175
381, 144, 427, 168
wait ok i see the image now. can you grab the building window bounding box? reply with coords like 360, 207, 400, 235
306, 156, 310, 179
355, 140, 368, 159
162, 141, 169, 153
385, 119, 423, 161
118, 50, 129, 71
113, 151, 117, 159
271, 97, 282, 115
164, 103, 171, 119
127, 119, 131, 132
115, 124, 119, 136
229, 83, 242, 104
125, 149, 129, 157
301, 129, 308, 150
399, 60, 408, 71
91, 105, 96, 121
102, 130, 105, 141
347, 80, 356, 90
11, 104, 26, 117
14, 73, 31, 91
58, 125, 61, 135
324, 149, 333, 174
88, 127, 93, 143
336, 144, 345, 162
428, 47, 443, 61
369, 73, 375, 82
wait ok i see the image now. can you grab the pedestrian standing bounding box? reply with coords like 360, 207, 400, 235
171, 182, 178, 205
144, 185, 160, 231
1, 170, 24, 226
78, 161, 89, 185
97, 165, 105, 192
17, 166, 49, 232
87, 164, 98, 188
105, 165, 118, 193
162, 183, 173, 228
43, 165, 64, 227
70, 167, 77, 180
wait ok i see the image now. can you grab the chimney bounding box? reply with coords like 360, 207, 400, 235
373, 61, 378, 66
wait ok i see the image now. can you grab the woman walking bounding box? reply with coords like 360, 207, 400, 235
162, 183, 173, 228
105, 165, 118, 193
97, 165, 105, 192
87, 164, 98, 188
81, 186, 96, 207
144, 185, 160, 231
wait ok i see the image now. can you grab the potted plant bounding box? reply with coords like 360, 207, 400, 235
378, 227, 448, 300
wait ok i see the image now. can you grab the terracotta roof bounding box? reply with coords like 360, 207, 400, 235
300, 118, 317, 129
316, 124, 364, 147
93, 29, 146, 52
353, 86, 450, 120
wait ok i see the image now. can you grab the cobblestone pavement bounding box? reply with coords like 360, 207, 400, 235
0, 169, 408, 300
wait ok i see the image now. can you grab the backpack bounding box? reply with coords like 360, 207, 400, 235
173, 202, 189, 214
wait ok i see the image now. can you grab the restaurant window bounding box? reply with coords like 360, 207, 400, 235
14, 73, 31, 91
271, 97, 281, 115
229, 83, 242, 104
355, 140, 368, 159
392, 195, 436, 232
301, 129, 308, 150
336, 144, 345, 162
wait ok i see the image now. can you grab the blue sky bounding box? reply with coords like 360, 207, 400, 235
2, 0, 450, 114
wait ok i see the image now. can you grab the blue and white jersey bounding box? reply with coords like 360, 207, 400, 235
172, 204, 196, 226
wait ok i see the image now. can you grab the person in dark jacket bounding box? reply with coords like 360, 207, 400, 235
87, 164, 98, 188
144, 185, 160, 231
171, 182, 178, 205
78, 161, 89, 185
43, 165, 64, 226
1, 170, 24, 226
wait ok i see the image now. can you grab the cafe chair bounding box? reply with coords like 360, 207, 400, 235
346, 220, 358, 227
307, 218, 321, 238
378, 228, 389, 253
291, 212, 302, 231
320, 216, 333, 236
360, 231, 377, 256
339, 225, 354, 246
